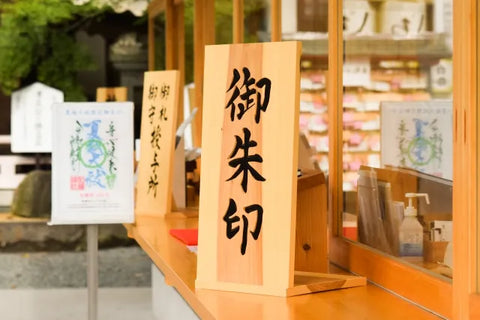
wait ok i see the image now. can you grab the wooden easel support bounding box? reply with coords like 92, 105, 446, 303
290, 170, 365, 296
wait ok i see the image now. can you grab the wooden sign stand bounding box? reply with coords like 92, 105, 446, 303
290, 170, 365, 296
196, 41, 365, 297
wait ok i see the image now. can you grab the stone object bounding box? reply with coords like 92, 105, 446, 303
11, 170, 51, 218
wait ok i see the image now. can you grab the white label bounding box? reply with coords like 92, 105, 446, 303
399, 229, 423, 256
51, 102, 134, 225
431, 59, 453, 93
343, 58, 371, 88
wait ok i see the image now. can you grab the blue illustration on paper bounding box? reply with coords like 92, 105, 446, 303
69, 119, 118, 191
397, 117, 443, 174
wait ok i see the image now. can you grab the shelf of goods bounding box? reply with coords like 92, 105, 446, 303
295, 32, 452, 191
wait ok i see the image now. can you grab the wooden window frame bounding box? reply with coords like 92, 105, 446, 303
146, 0, 479, 317
328, 0, 479, 318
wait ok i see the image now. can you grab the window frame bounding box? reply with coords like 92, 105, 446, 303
327, 0, 479, 318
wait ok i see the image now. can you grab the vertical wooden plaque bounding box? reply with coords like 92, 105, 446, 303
196, 42, 366, 297
136, 71, 179, 216
196, 41, 302, 296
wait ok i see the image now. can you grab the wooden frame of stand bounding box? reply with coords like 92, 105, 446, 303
328, 0, 480, 318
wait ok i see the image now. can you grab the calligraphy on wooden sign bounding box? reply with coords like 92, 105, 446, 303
136, 71, 179, 216
196, 41, 302, 296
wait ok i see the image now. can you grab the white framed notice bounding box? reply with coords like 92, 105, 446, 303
381, 100, 452, 180
51, 102, 134, 225
11, 82, 64, 153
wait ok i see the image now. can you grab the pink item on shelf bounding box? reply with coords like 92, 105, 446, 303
349, 133, 363, 145
349, 160, 362, 171
311, 73, 325, 83
343, 93, 356, 103
352, 121, 363, 130
343, 112, 355, 122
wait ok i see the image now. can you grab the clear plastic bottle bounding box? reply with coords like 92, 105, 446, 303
398, 193, 429, 257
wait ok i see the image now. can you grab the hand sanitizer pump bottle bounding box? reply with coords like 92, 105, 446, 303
399, 193, 429, 257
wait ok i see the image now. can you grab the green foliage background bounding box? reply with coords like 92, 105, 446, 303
0, 0, 102, 101
0, 0, 267, 101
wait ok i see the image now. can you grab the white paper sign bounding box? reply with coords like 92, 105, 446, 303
343, 0, 375, 35
11, 82, 64, 153
379, 1, 427, 36
343, 58, 371, 88
51, 102, 134, 225
381, 100, 452, 180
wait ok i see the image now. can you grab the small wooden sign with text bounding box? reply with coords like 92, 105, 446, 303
135, 71, 179, 216
96, 87, 128, 102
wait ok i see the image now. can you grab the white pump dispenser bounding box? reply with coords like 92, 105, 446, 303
404, 193, 430, 217
399, 193, 429, 258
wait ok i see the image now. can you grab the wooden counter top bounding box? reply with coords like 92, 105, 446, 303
125, 212, 442, 320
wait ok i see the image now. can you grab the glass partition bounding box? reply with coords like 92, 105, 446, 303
341, 0, 453, 280
283, 0, 329, 173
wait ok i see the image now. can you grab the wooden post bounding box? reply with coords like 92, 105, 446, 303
328, 0, 343, 237
193, 0, 215, 147
166, 0, 185, 126
453, 0, 478, 318
166, 0, 177, 70
148, 0, 166, 71
270, 0, 282, 41
233, 0, 244, 43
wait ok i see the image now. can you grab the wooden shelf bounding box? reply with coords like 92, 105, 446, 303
284, 32, 451, 59
343, 149, 380, 154
125, 211, 442, 319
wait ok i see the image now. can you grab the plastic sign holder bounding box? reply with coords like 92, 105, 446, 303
196, 41, 365, 297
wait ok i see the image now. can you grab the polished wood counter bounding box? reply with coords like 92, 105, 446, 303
125, 212, 442, 320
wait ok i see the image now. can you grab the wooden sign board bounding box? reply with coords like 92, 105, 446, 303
196, 41, 302, 295
196, 41, 365, 297
96, 87, 128, 102
11, 82, 64, 153
135, 71, 179, 216
50, 102, 134, 225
